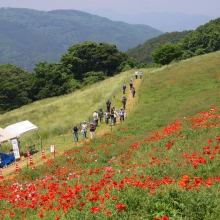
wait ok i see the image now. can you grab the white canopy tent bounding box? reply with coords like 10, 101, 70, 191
0, 128, 18, 144
4, 120, 38, 137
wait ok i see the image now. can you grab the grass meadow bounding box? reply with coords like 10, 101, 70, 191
0, 51, 219, 219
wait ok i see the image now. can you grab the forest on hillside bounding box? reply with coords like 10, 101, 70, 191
127, 17, 220, 65
0, 7, 162, 72
0, 42, 137, 114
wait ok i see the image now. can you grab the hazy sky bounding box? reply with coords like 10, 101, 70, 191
0, 0, 219, 16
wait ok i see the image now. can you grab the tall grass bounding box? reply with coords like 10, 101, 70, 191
0, 70, 136, 151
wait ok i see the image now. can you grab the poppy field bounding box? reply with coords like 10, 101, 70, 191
0, 106, 219, 220
0, 52, 220, 219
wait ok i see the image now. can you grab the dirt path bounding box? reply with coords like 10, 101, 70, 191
1, 77, 143, 179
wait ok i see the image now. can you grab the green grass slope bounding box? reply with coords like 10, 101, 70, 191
0, 52, 219, 219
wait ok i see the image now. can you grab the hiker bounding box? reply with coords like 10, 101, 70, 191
93, 110, 99, 126
72, 125, 79, 142
109, 108, 115, 126
129, 79, 133, 90
81, 121, 87, 139
131, 86, 136, 98
113, 107, 118, 125
119, 107, 125, 122
121, 96, 127, 109
122, 84, 126, 94
90, 122, 96, 139
106, 99, 111, 112
105, 110, 110, 124
98, 108, 104, 123
139, 71, 143, 79
135, 70, 138, 79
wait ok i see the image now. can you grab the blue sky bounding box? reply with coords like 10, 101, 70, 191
0, 0, 220, 16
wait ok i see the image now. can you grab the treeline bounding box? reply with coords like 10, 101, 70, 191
126, 31, 192, 63
0, 42, 137, 114
127, 17, 220, 65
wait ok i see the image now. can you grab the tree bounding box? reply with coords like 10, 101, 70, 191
0, 64, 32, 113
60, 41, 129, 79
33, 62, 71, 100
152, 43, 183, 65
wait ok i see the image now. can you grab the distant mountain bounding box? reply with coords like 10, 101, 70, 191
0, 8, 162, 72
85, 8, 217, 32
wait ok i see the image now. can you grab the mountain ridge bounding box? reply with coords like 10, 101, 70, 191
0, 7, 162, 71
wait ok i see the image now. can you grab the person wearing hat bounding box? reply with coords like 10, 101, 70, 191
81, 121, 87, 139
93, 110, 99, 126
90, 122, 96, 139
98, 108, 104, 124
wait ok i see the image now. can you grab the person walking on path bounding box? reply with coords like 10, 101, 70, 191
131, 86, 136, 98
98, 108, 104, 123
121, 96, 127, 109
135, 70, 138, 79
90, 122, 96, 139
105, 110, 110, 124
93, 110, 99, 126
139, 71, 143, 79
113, 107, 118, 125
119, 107, 125, 122
81, 121, 87, 139
109, 108, 115, 126
122, 84, 126, 94
129, 79, 133, 90
106, 99, 111, 112
72, 125, 79, 142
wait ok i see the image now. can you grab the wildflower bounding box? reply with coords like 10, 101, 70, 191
105, 211, 112, 216
116, 203, 126, 212
90, 206, 100, 213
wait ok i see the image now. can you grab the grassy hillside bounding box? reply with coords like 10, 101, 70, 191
0, 52, 219, 219
0, 7, 162, 71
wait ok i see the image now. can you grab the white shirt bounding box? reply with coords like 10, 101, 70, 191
93, 112, 98, 120
82, 123, 87, 130
135, 71, 138, 76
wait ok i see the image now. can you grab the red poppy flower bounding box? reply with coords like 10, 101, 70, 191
116, 203, 126, 212
90, 206, 100, 213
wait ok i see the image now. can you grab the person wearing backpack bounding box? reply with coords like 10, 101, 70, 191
131, 86, 136, 98
90, 122, 96, 139
121, 96, 127, 109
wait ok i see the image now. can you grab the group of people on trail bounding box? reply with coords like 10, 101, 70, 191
72, 70, 143, 142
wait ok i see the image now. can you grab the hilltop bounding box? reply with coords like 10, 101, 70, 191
0, 7, 162, 71
0, 51, 219, 219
